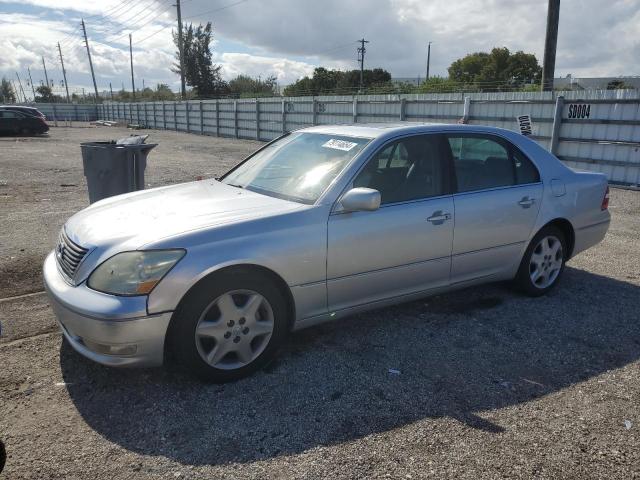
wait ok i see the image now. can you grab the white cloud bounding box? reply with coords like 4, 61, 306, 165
0, 0, 155, 16
188, 0, 640, 77
218, 53, 315, 84
1, 0, 639, 99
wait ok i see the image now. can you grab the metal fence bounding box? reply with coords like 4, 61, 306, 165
16, 103, 99, 122
92, 91, 639, 186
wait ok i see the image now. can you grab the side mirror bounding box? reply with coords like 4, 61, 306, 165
340, 187, 381, 212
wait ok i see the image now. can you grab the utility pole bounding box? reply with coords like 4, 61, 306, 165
42, 57, 50, 92
27, 67, 36, 100
174, 0, 186, 98
15, 72, 27, 102
81, 19, 100, 100
129, 33, 136, 100
57, 42, 71, 103
357, 38, 369, 93
426, 42, 432, 81
541, 0, 560, 91
11, 80, 21, 103
109, 82, 114, 100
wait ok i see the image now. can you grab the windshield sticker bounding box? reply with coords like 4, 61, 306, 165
322, 139, 358, 151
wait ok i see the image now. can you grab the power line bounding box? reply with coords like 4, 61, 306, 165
59, 0, 158, 48
82, 0, 136, 22
103, 1, 156, 26
58, 1, 145, 47
58, 26, 82, 49
104, 2, 174, 43
183, 0, 248, 20
314, 41, 357, 56
81, 0, 148, 26
135, 0, 248, 44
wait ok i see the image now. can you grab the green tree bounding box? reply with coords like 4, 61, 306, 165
448, 47, 541, 90
153, 83, 177, 100
418, 76, 461, 93
136, 84, 177, 101
228, 75, 278, 97
606, 80, 630, 90
172, 22, 228, 97
283, 67, 394, 96
35, 84, 54, 102
0, 77, 16, 103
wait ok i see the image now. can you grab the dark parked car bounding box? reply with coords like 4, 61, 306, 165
0, 109, 49, 135
0, 105, 46, 119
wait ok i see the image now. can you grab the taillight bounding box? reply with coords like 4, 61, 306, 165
601, 185, 610, 210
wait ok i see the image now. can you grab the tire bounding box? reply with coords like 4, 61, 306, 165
515, 225, 567, 297
169, 268, 289, 382
21, 128, 31, 136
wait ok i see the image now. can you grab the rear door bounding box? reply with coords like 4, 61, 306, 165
327, 134, 455, 311
0, 110, 24, 133
446, 134, 543, 283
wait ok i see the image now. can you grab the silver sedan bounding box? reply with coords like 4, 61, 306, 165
44, 123, 611, 381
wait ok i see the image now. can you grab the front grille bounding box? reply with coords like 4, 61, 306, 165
55, 230, 89, 282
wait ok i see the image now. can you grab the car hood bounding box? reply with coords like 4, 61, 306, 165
65, 180, 304, 249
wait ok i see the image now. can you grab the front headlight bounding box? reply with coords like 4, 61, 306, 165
87, 250, 185, 296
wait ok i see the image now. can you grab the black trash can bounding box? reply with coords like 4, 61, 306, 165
80, 141, 156, 204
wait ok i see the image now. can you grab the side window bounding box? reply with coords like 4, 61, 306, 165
389, 143, 409, 167
448, 135, 539, 192
375, 144, 394, 168
513, 149, 540, 184
1, 111, 21, 118
353, 135, 446, 204
448, 136, 513, 192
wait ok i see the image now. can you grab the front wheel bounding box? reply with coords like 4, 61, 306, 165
515, 226, 566, 297
170, 269, 289, 382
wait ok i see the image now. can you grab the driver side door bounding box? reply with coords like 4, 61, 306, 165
326, 134, 455, 312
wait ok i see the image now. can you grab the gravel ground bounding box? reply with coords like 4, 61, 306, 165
0, 126, 639, 479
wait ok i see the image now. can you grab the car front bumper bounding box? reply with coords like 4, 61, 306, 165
43, 252, 172, 367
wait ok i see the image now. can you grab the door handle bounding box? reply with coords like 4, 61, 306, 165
427, 211, 452, 225
518, 197, 536, 208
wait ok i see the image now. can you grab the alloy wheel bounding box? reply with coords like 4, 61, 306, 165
529, 235, 563, 289
194, 289, 274, 370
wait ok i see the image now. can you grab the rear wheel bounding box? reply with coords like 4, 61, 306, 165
515, 226, 566, 296
170, 269, 288, 382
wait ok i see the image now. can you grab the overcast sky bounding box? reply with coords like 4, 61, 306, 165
1, 0, 639, 97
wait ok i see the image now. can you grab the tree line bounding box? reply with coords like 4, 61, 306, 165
2, 23, 635, 104
170, 24, 551, 98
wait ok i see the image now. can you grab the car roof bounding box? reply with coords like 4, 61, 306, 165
298, 122, 519, 140
0, 106, 40, 112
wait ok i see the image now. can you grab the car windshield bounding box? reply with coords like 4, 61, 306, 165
221, 132, 371, 203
